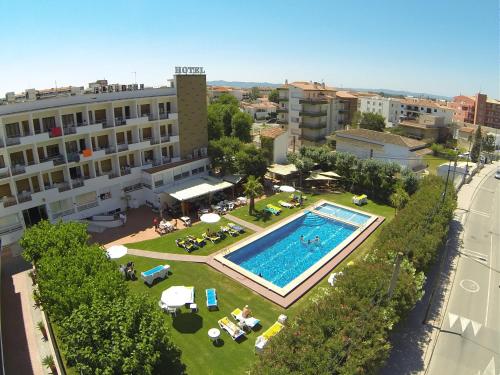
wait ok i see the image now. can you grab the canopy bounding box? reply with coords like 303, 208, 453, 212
279, 185, 296, 193
200, 213, 221, 223
161, 286, 195, 308
306, 173, 335, 181
267, 164, 298, 176
163, 176, 233, 202
106, 245, 127, 259
319, 171, 341, 178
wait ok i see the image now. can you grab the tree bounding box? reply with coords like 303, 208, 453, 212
243, 176, 263, 215
401, 168, 419, 195
268, 89, 279, 103
21, 220, 89, 264
207, 105, 224, 140
235, 145, 268, 177
389, 186, 410, 213
248, 87, 260, 101
231, 111, 253, 142
470, 125, 482, 162
359, 112, 386, 132
350, 110, 362, 129
215, 93, 239, 106
208, 136, 243, 175
482, 134, 496, 153
61, 294, 183, 375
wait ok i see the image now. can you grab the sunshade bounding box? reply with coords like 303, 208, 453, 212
161, 286, 194, 308
106, 245, 127, 259
305, 173, 334, 181
200, 213, 221, 223
279, 185, 296, 193
319, 171, 341, 178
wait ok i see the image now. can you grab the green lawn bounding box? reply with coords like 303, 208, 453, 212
230, 191, 394, 227
121, 255, 285, 375
126, 217, 253, 256
424, 155, 450, 175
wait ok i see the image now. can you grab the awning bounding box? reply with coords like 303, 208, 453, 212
306, 173, 335, 181
267, 164, 298, 176
163, 176, 233, 201
317, 170, 341, 178
223, 174, 244, 184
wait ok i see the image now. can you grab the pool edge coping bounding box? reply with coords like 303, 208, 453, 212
213, 200, 379, 297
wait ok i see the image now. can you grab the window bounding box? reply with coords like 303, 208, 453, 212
192, 168, 199, 175
182, 171, 190, 178
174, 173, 182, 181
434, 109, 437, 112
198, 166, 205, 173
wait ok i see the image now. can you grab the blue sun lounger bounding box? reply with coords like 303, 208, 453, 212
206, 288, 218, 310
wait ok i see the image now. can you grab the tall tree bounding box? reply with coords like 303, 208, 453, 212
231, 111, 253, 142
215, 93, 239, 106
208, 136, 243, 175
207, 105, 224, 140
359, 112, 386, 132
470, 125, 482, 162
350, 110, 362, 129
235, 145, 268, 177
243, 176, 264, 215
268, 89, 279, 103
482, 134, 496, 153
390, 186, 410, 213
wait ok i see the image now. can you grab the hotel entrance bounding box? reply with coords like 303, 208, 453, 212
22, 205, 48, 227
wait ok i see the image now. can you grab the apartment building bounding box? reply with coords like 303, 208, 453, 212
449, 93, 500, 129
276, 81, 357, 146
450, 95, 476, 124
207, 86, 249, 102
357, 96, 401, 127
400, 98, 454, 124
240, 99, 277, 120
0, 72, 209, 245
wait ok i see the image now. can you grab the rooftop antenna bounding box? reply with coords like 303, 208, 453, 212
132, 72, 137, 85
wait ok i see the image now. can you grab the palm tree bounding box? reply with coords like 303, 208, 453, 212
243, 176, 264, 215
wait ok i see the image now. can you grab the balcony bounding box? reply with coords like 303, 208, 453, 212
117, 143, 129, 152
125, 116, 149, 126
105, 146, 117, 155
300, 110, 327, 117
161, 135, 170, 143
299, 121, 327, 130
57, 182, 71, 192
159, 113, 169, 120
102, 120, 114, 129
0, 138, 4, 148
52, 155, 66, 166
71, 178, 85, 189
67, 153, 80, 163
0, 167, 10, 179
49, 127, 63, 138
114, 117, 126, 126
77, 201, 99, 212
2, 196, 17, 208
0, 223, 23, 236
11, 165, 26, 175
108, 172, 120, 179
150, 138, 160, 145
152, 157, 172, 167
63, 126, 77, 135
299, 97, 329, 105
6, 137, 21, 146
17, 192, 32, 203
52, 208, 75, 219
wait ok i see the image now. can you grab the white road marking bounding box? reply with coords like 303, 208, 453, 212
448, 312, 459, 327
462, 250, 488, 264
484, 235, 493, 327
460, 279, 480, 293
471, 320, 482, 336
460, 316, 470, 332
482, 356, 495, 375
469, 209, 490, 218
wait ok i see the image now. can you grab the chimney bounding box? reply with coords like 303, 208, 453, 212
285, 79, 288, 85
322, 82, 326, 89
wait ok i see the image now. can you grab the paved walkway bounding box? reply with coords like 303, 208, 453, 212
224, 214, 264, 233
127, 248, 209, 263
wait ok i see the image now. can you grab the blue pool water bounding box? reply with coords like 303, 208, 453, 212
225, 210, 359, 288
315, 203, 370, 225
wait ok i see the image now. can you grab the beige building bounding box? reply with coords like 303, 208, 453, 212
0, 71, 214, 245
240, 99, 278, 121
398, 114, 449, 142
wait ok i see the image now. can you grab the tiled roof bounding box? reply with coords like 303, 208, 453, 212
401, 98, 451, 110
289, 81, 336, 91
335, 91, 357, 99
336, 128, 426, 149
260, 127, 285, 139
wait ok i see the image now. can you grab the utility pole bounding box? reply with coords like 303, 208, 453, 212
387, 252, 404, 300
441, 159, 452, 204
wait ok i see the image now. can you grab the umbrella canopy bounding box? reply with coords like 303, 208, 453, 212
161, 286, 194, 308
200, 213, 221, 223
306, 173, 335, 181
279, 185, 296, 193
106, 245, 127, 259
319, 171, 341, 178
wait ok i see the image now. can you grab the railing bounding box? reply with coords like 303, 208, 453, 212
52, 208, 75, 219
2, 196, 17, 207
153, 157, 171, 167
52, 155, 66, 165
161, 135, 170, 142
105, 146, 116, 154
76, 121, 87, 127
300, 110, 327, 117
67, 153, 80, 163
0, 138, 4, 148
120, 167, 132, 176
114, 117, 126, 126
299, 97, 329, 104
0, 168, 9, 179
71, 179, 85, 188
159, 113, 169, 119
108, 173, 120, 179
117, 143, 129, 152
17, 193, 32, 203
11, 165, 26, 175
123, 183, 142, 193
0, 223, 23, 235
63, 126, 76, 135
150, 138, 160, 145
57, 182, 71, 192
6, 137, 21, 146
77, 201, 99, 212
102, 120, 114, 128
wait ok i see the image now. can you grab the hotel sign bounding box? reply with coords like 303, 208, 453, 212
175, 66, 205, 74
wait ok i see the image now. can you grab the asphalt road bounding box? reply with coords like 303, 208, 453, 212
427, 172, 500, 375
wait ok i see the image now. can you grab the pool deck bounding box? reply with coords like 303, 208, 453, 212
207, 215, 385, 308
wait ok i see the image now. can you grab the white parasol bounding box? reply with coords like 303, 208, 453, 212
106, 245, 127, 259
200, 213, 221, 223
161, 286, 194, 308
279, 185, 296, 193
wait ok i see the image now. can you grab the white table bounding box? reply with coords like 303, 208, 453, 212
208, 328, 221, 343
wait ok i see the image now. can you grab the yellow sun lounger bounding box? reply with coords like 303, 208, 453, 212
218, 316, 245, 340
255, 321, 284, 352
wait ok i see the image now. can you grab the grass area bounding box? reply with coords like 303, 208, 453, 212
230, 191, 394, 227
121, 255, 285, 375
424, 154, 451, 175
126, 217, 253, 256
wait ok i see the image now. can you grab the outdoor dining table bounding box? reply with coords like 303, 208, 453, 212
208, 328, 221, 343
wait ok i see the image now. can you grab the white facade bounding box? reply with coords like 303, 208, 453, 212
400, 99, 454, 124
358, 96, 401, 127
0, 85, 209, 245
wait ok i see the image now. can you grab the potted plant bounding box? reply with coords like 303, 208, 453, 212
33, 289, 41, 309
42, 354, 57, 374
37, 321, 47, 341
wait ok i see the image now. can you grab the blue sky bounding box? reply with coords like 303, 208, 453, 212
0, 0, 498, 97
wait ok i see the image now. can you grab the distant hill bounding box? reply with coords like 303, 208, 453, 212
207, 80, 281, 88
207, 80, 451, 100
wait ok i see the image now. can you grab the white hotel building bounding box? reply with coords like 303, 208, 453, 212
357, 96, 402, 127
0, 73, 211, 245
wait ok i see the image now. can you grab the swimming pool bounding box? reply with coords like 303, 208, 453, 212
218, 200, 377, 295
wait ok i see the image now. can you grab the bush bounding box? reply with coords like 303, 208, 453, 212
253, 176, 456, 374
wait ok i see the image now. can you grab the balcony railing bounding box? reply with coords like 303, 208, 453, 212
102, 120, 114, 128
11, 165, 26, 175
52, 155, 66, 165
52, 208, 75, 219
57, 182, 71, 192
117, 143, 129, 152
0, 138, 4, 148
6, 137, 21, 146
17, 192, 32, 203
160, 135, 170, 143
77, 201, 99, 212
63, 126, 77, 135
71, 178, 85, 188
120, 167, 132, 176
67, 153, 80, 163
0, 223, 23, 236
108, 173, 120, 179
115, 117, 126, 126
159, 113, 170, 119
123, 183, 142, 193
105, 146, 116, 154
150, 138, 160, 145
152, 157, 171, 167
2, 196, 17, 207
300, 110, 327, 117
299, 97, 329, 105
0, 167, 10, 179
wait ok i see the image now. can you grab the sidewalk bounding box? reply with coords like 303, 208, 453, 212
380, 161, 499, 375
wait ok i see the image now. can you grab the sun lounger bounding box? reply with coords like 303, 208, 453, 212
206, 288, 218, 309
267, 204, 282, 212
265, 205, 280, 215
141, 264, 170, 285
187, 235, 205, 246
231, 308, 261, 329
228, 222, 245, 233
202, 232, 221, 243
352, 194, 368, 206
278, 200, 294, 208
220, 226, 238, 236
218, 316, 245, 341
255, 321, 284, 352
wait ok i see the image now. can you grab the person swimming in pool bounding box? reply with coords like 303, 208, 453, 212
314, 235, 320, 243
300, 235, 306, 244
